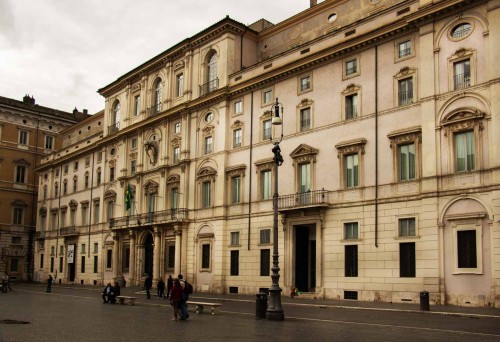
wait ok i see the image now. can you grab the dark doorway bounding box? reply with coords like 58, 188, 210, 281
295, 226, 310, 292
144, 233, 154, 277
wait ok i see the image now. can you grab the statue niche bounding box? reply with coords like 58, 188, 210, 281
144, 140, 158, 165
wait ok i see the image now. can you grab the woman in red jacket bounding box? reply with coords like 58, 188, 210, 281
169, 278, 183, 320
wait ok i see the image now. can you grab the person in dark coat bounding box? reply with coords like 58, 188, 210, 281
102, 283, 113, 303
110, 282, 120, 303
178, 274, 189, 320
157, 277, 165, 299
46, 274, 53, 293
144, 274, 152, 299
166, 275, 173, 299
169, 278, 183, 321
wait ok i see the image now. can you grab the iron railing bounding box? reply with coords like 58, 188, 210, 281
278, 189, 329, 210
399, 90, 413, 105
199, 78, 219, 96
109, 208, 188, 229
454, 73, 471, 90
346, 105, 358, 119
147, 105, 162, 117
108, 122, 119, 135
60, 225, 77, 236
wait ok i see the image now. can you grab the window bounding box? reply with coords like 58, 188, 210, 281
50, 257, 54, 273
234, 100, 243, 114
106, 249, 112, 269
131, 138, 137, 149
94, 243, 98, 253
204, 136, 213, 154
93, 255, 98, 273
82, 206, 88, 226
174, 122, 181, 134
134, 95, 141, 116
298, 75, 311, 93
45, 136, 54, 150
344, 222, 358, 240
10, 258, 18, 272
97, 152, 102, 162
122, 246, 130, 271
40, 254, 44, 269
59, 256, 63, 273
260, 249, 270, 276
345, 245, 358, 277
399, 218, 416, 237
400, 242, 415, 277
451, 23, 472, 39
167, 245, 175, 269
454, 59, 471, 90
230, 232, 240, 246
94, 202, 100, 223
81, 256, 86, 273
173, 146, 180, 163
202, 181, 211, 208
263, 119, 272, 140
15, 165, 26, 184
231, 176, 241, 204
130, 160, 136, 175
398, 40, 412, 58
64, 165, 69, 174
262, 89, 273, 105
97, 170, 102, 185
457, 230, 477, 268
63, 181, 68, 195
171, 187, 179, 209
230, 250, 239, 276
73, 178, 77, 192
345, 94, 358, 119
300, 107, 311, 131
201, 244, 210, 269
112, 101, 120, 126
81, 244, 86, 254
176, 73, 184, 97
74, 161, 78, 171
70, 209, 76, 225
19, 130, 28, 145
345, 154, 359, 188
11, 236, 21, 244
346, 59, 357, 75
260, 229, 271, 244
233, 129, 242, 148
109, 167, 115, 182
398, 78, 413, 105
399, 143, 415, 180
51, 246, 55, 256
207, 52, 218, 92
260, 170, 272, 200
85, 157, 90, 167
107, 201, 114, 221
455, 131, 475, 172
154, 80, 162, 113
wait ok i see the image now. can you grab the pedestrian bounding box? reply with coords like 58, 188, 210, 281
144, 274, 152, 299
5, 272, 12, 291
102, 283, 113, 303
169, 278, 183, 321
157, 277, 165, 299
166, 275, 173, 299
110, 282, 120, 304
178, 274, 190, 320
46, 274, 53, 293
1, 273, 8, 293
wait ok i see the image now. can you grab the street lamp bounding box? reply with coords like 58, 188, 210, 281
266, 98, 284, 321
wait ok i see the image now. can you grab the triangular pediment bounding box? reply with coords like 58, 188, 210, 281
290, 144, 318, 159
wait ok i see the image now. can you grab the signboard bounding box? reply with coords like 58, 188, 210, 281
67, 244, 75, 264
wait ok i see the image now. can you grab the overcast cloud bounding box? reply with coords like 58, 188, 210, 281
0, 0, 311, 114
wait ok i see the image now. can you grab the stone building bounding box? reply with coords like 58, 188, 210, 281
35, 0, 500, 307
0, 95, 89, 281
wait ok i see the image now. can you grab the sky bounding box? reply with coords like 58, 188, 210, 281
0, 0, 312, 114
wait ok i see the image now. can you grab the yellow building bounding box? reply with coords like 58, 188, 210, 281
36, 0, 500, 307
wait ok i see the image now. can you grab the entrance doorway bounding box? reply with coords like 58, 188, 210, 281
294, 225, 316, 293
144, 233, 154, 277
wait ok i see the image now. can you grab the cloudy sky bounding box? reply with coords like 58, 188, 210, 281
0, 0, 312, 114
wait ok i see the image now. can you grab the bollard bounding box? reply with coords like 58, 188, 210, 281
255, 293, 268, 319
419, 291, 430, 311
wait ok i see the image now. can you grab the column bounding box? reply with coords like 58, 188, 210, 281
129, 230, 136, 286
112, 234, 120, 280
174, 225, 182, 276
153, 226, 161, 282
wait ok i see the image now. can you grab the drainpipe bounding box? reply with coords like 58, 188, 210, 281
375, 45, 379, 248
248, 91, 254, 251
87, 151, 95, 258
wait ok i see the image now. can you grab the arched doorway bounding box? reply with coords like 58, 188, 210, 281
144, 233, 154, 277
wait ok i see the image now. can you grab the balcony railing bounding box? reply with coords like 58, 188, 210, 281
346, 105, 358, 119
109, 208, 188, 229
278, 189, 329, 211
147, 105, 162, 117
108, 122, 119, 135
199, 78, 219, 96
454, 73, 471, 90
399, 91, 413, 105
60, 225, 77, 236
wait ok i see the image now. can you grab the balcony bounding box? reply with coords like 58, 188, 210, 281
109, 208, 188, 229
108, 122, 119, 135
147, 105, 162, 118
35, 231, 45, 240
60, 225, 78, 236
454, 72, 471, 90
278, 189, 330, 212
199, 78, 219, 96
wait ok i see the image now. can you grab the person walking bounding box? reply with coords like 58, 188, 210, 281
178, 274, 190, 320
46, 274, 53, 293
169, 278, 183, 321
157, 277, 165, 299
166, 275, 173, 299
1, 273, 8, 293
144, 274, 152, 299
5, 273, 12, 291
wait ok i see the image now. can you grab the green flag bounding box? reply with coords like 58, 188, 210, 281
125, 184, 132, 211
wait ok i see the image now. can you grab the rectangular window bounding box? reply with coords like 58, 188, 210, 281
50, 257, 54, 273
345, 245, 358, 277
201, 244, 210, 269
398, 40, 412, 58
15, 166, 26, 184
454, 59, 471, 90
204, 136, 213, 154
81, 244, 86, 254
299, 75, 311, 91
70, 210, 76, 225
93, 255, 98, 273
82, 206, 87, 226
10, 258, 18, 272
130, 160, 136, 175
260, 229, 271, 244
399, 218, 416, 237
107, 201, 114, 221
19, 130, 28, 145
81, 256, 86, 273
171, 187, 179, 209
168, 245, 175, 269
345, 94, 358, 119
40, 254, 44, 269
457, 230, 477, 268
63, 182, 67, 195
134, 95, 141, 116
94, 243, 98, 253
13, 208, 23, 225
399, 143, 415, 180
263, 119, 272, 140
173, 147, 180, 163
230, 232, 240, 246
202, 181, 211, 208
59, 256, 63, 273
455, 131, 475, 172
231, 176, 241, 204
300, 107, 311, 131
97, 171, 101, 185
74, 161, 78, 171
131, 138, 137, 149
230, 250, 239, 276
345, 154, 359, 188
106, 249, 112, 269
73, 179, 77, 192
263, 89, 273, 104
398, 78, 413, 105
94, 202, 100, 223
400, 242, 416, 277
260, 249, 270, 276
261, 170, 272, 200
64, 165, 69, 174
97, 152, 102, 162
233, 129, 242, 148
344, 222, 359, 240
123, 246, 130, 271
345, 59, 357, 75
51, 246, 55, 256
45, 136, 54, 150
234, 100, 243, 114
85, 157, 90, 167
109, 167, 115, 182
176, 73, 184, 97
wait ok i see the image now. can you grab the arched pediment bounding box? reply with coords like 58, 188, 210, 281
197, 167, 217, 179
441, 108, 484, 125
144, 180, 159, 194
104, 190, 117, 200
68, 200, 78, 209
11, 199, 28, 207
167, 175, 180, 184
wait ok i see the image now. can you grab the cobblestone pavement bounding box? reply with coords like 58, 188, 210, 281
0, 283, 499, 342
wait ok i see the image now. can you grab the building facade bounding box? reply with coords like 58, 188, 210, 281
0, 95, 89, 281
35, 0, 500, 307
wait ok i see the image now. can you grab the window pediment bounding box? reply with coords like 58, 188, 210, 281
167, 175, 180, 184
39, 207, 47, 217
13, 158, 30, 166
394, 66, 416, 78
290, 144, 318, 164
225, 164, 246, 178
442, 109, 484, 135
387, 127, 422, 148
104, 190, 117, 200
297, 98, 313, 108
68, 200, 78, 209
171, 137, 181, 147
202, 125, 214, 135
335, 138, 366, 157
143, 180, 159, 194
261, 110, 273, 120
254, 158, 275, 172
11, 200, 28, 207
342, 83, 361, 95
231, 120, 243, 129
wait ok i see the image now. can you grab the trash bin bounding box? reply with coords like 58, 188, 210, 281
256, 293, 268, 319
419, 291, 430, 311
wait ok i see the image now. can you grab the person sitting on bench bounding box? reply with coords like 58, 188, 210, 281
102, 283, 113, 303
109, 282, 120, 304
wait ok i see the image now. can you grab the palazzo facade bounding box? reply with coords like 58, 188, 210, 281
35, 0, 500, 307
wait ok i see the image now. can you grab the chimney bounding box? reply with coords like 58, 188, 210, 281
83, 109, 88, 115
310, 0, 317, 7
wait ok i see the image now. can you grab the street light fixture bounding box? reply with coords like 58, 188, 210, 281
266, 98, 285, 321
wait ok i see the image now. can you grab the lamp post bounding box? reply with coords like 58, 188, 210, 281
266, 98, 284, 321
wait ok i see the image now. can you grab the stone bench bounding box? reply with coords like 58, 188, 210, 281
187, 301, 222, 315
116, 296, 137, 305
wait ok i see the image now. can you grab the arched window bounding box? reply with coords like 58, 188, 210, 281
154, 79, 162, 113
207, 53, 218, 92
113, 101, 120, 125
